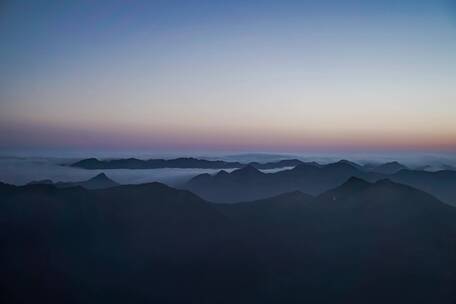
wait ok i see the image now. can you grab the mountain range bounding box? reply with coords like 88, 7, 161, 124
70, 157, 409, 173
1, 177, 455, 303
185, 161, 456, 205
27, 173, 119, 189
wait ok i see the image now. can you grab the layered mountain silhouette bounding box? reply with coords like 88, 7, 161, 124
185, 161, 456, 204
185, 161, 375, 203
28, 173, 119, 189
70, 157, 304, 170
1, 178, 455, 303
70, 156, 416, 172
71, 157, 245, 169
363, 161, 408, 174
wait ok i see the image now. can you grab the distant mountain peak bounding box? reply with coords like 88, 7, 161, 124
338, 159, 354, 164
75, 173, 119, 189
27, 179, 54, 185
335, 176, 371, 192
293, 162, 320, 171
90, 172, 110, 180
330, 159, 361, 169
72, 157, 99, 164
344, 176, 370, 185
388, 161, 401, 165
215, 170, 229, 177
231, 165, 263, 176
364, 161, 407, 174
319, 176, 371, 201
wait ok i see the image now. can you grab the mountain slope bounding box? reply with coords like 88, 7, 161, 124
1, 179, 456, 303
0, 182, 254, 304
218, 178, 456, 303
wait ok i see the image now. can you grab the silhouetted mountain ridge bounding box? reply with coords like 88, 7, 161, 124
1, 178, 456, 303
27, 173, 119, 190
70, 157, 305, 170
363, 161, 408, 174
72, 157, 412, 171
186, 162, 456, 205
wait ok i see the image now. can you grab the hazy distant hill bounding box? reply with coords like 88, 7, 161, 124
185, 161, 379, 203
70, 157, 305, 170
186, 161, 456, 205
28, 173, 119, 190
71, 157, 244, 169
363, 161, 408, 174
390, 169, 456, 205
1, 178, 455, 303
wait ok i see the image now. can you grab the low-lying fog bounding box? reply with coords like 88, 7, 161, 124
1, 152, 455, 186
0, 156, 292, 186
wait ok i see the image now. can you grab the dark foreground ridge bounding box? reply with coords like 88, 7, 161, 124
1, 178, 456, 303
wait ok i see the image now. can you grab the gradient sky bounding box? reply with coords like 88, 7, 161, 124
1, 0, 456, 153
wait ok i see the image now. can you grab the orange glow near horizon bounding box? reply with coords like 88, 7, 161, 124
1, 118, 455, 152
1, 1, 456, 153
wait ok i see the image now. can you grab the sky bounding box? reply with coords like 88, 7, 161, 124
1, 0, 456, 153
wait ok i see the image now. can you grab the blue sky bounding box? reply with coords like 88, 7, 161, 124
1, 0, 455, 152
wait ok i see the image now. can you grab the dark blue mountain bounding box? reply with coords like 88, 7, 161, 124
186, 161, 456, 205
1, 178, 455, 303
